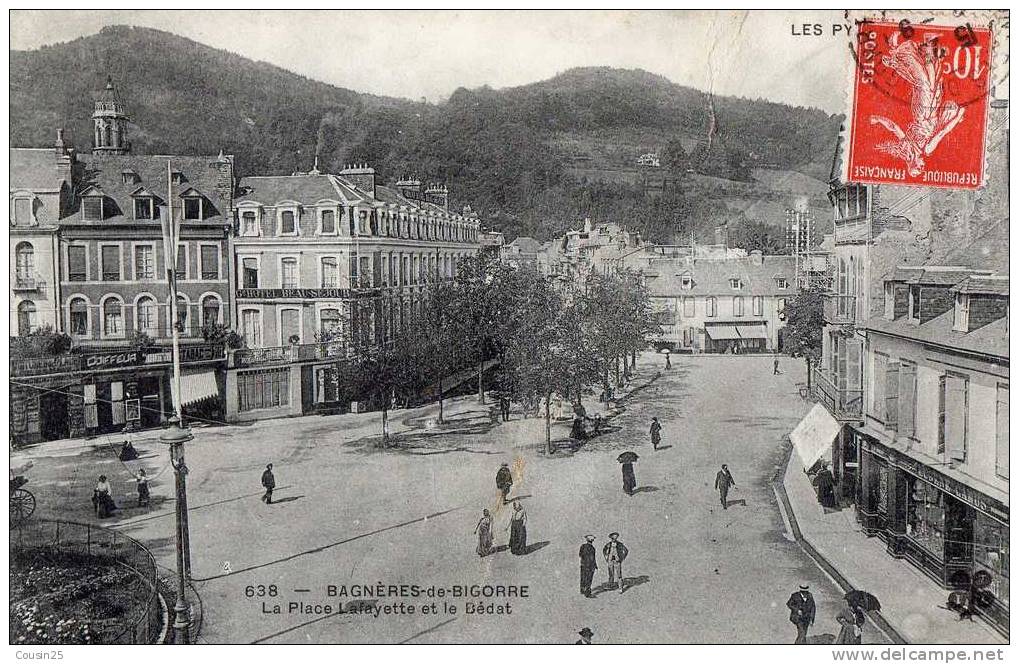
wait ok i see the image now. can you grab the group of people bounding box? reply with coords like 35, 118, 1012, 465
90, 440, 153, 519
786, 584, 867, 645
473, 501, 529, 557
579, 532, 629, 597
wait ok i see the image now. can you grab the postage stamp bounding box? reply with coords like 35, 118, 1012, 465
846, 20, 993, 189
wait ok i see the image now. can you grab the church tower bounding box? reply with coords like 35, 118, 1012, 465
92, 76, 130, 155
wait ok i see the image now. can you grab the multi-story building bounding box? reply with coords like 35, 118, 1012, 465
854, 268, 1008, 632
10, 135, 72, 336
10, 79, 232, 444
225, 165, 481, 422
628, 250, 795, 353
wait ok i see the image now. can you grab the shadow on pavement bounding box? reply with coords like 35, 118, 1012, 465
806, 633, 837, 645
632, 485, 659, 494
271, 495, 303, 505
523, 540, 550, 555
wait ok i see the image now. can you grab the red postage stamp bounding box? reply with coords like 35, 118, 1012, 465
846, 21, 992, 189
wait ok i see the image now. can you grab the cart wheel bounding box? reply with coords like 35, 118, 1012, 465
10, 488, 36, 525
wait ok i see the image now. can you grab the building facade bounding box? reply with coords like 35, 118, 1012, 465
225, 165, 481, 422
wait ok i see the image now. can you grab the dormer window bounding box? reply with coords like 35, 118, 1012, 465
776, 277, 789, 289
81, 195, 105, 221
729, 278, 743, 290
11, 195, 35, 226
171, 170, 186, 186
953, 293, 970, 332
680, 275, 693, 290
134, 198, 156, 219
121, 169, 140, 185
179, 189, 204, 220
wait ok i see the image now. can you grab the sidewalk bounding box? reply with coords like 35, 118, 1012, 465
781, 449, 1005, 644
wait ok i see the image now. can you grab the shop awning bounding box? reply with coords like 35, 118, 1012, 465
789, 403, 841, 469
736, 323, 768, 339
178, 371, 220, 408
704, 324, 740, 340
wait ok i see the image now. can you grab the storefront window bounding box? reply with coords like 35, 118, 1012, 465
876, 461, 888, 515
974, 514, 1009, 607
907, 477, 946, 559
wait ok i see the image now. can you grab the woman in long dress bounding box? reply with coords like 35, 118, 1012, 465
835, 599, 865, 645
93, 475, 117, 518
474, 509, 493, 556
507, 502, 527, 555
621, 462, 637, 495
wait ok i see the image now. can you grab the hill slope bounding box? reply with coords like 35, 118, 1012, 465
10, 27, 842, 242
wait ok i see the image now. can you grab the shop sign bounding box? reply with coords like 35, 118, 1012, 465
237, 288, 381, 300
84, 344, 224, 370
896, 453, 1008, 525
84, 350, 141, 369
10, 354, 83, 377
232, 345, 297, 368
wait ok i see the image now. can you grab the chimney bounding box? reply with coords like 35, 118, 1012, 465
396, 177, 422, 201
583, 217, 593, 233
749, 249, 764, 265
424, 184, 449, 210
209, 152, 235, 209
340, 163, 376, 197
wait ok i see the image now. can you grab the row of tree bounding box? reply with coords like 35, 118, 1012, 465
346, 255, 659, 453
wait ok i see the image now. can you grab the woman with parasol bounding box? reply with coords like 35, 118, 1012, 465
506, 501, 527, 554
617, 452, 639, 495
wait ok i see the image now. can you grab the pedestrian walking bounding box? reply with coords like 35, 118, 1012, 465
592, 413, 603, 436
835, 597, 866, 645
621, 460, 637, 495
135, 468, 150, 507
665, 353, 672, 370
576, 627, 594, 644
603, 532, 629, 593
812, 461, 838, 509
649, 417, 662, 450
579, 535, 598, 597
714, 464, 737, 509
786, 583, 816, 644
92, 475, 117, 518
507, 501, 527, 555
500, 395, 511, 422
474, 509, 494, 556
773, 356, 781, 375
261, 463, 276, 505
496, 462, 513, 503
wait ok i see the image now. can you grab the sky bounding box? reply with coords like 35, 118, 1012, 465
10, 9, 850, 113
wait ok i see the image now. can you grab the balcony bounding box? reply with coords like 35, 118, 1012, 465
833, 217, 872, 244
12, 272, 44, 291
811, 366, 863, 421
822, 293, 857, 325
230, 340, 353, 369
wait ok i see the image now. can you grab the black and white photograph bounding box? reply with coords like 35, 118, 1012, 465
6, 7, 1011, 653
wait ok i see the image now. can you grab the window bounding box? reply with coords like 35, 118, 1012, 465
136, 296, 157, 335
280, 210, 297, 235
679, 275, 693, 290
101, 245, 121, 281
884, 361, 899, 430
13, 197, 33, 225
237, 367, 290, 412
704, 296, 717, 318
281, 257, 298, 289
939, 373, 968, 461
103, 298, 124, 337
175, 245, 187, 280
171, 170, 185, 186
183, 196, 202, 220
909, 285, 922, 321
996, 385, 1009, 479
133, 198, 155, 220
898, 361, 917, 438
17, 301, 37, 336
241, 309, 262, 348
321, 257, 339, 288
777, 298, 787, 315
752, 296, 764, 316
683, 297, 695, 318
732, 296, 744, 316
360, 256, 371, 288
69, 298, 88, 336
953, 293, 970, 332
729, 278, 742, 290
872, 353, 888, 421
200, 245, 220, 280
320, 308, 342, 341
240, 210, 258, 236
122, 170, 139, 185
402, 256, 409, 284
134, 245, 155, 280
202, 296, 221, 328
82, 196, 104, 221
242, 258, 259, 289
320, 209, 336, 234
776, 277, 789, 289
15, 242, 34, 283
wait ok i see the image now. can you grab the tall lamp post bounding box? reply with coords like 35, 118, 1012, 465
158, 161, 193, 644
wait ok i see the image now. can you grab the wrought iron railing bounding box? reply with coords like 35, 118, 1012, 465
812, 366, 863, 420
822, 293, 858, 325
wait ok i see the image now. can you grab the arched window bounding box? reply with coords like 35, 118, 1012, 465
17, 301, 37, 336
136, 295, 157, 336
320, 308, 342, 340
15, 242, 34, 283
202, 295, 221, 328
103, 297, 124, 337
69, 298, 89, 336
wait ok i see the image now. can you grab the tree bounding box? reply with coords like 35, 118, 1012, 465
9, 326, 72, 359
727, 219, 787, 255
782, 289, 824, 389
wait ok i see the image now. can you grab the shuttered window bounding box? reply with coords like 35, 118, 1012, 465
871, 353, 887, 421
101, 245, 121, 281
996, 385, 1009, 479
885, 361, 899, 429
175, 245, 187, 280
68, 246, 87, 281
941, 373, 968, 462
898, 362, 917, 438
200, 245, 219, 279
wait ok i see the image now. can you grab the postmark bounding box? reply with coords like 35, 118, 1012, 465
846, 20, 992, 189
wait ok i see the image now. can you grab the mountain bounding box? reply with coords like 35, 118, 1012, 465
10, 26, 842, 243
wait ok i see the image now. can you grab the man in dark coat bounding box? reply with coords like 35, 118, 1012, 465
786, 583, 816, 644
575, 627, 594, 644
261, 463, 276, 505
714, 464, 737, 509
773, 356, 781, 375
496, 463, 513, 503
579, 535, 598, 597
649, 417, 662, 450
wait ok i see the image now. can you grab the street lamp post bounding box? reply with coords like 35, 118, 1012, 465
161, 420, 193, 644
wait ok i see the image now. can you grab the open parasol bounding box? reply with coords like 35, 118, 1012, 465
616, 451, 639, 464
844, 589, 881, 612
